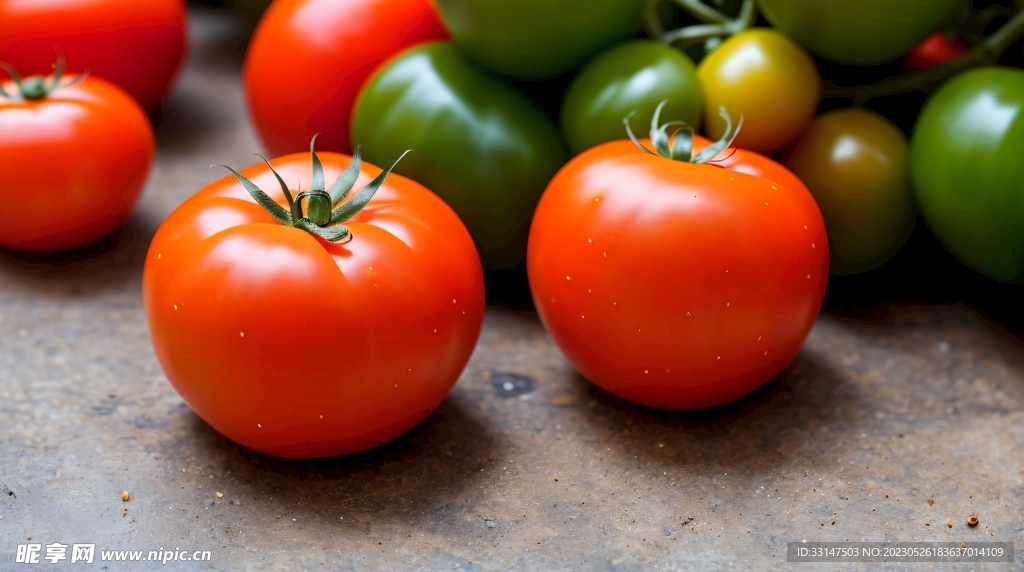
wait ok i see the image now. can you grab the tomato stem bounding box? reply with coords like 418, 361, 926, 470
657, 0, 758, 49
217, 138, 409, 243
0, 55, 86, 102
669, 0, 730, 25
823, 6, 1024, 103
624, 101, 742, 164
644, 0, 667, 37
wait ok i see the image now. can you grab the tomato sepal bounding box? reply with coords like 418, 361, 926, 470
0, 56, 87, 102
329, 151, 410, 224
216, 139, 409, 243
254, 153, 296, 208
327, 147, 363, 205
624, 100, 742, 164
214, 163, 293, 225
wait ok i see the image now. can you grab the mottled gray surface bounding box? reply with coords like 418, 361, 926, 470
1, 7, 1022, 571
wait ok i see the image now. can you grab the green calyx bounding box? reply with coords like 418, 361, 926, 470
218, 136, 410, 243
624, 100, 743, 164
0, 56, 85, 102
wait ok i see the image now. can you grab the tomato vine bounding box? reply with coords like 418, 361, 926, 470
650, 0, 1024, 103
822, 5, 1024, 103
651, 0, 757, 50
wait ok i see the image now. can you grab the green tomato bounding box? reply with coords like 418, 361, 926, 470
909, 67, 1024, 284
757, 0, 961, 65
433, 0, 646, 80
351, 42, 568, 270
786, 108, 915, 276
561, 40, 703, 156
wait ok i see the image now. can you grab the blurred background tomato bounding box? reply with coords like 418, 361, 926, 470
0, 0, 188, 114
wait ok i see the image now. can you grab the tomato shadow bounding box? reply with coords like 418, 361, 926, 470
183, 3, 248, 77
172, 389, 507, 529
823, 220, 1024, 333
567, 345, 861, 473
0, 214, 157, 290
484, 266, 534, 307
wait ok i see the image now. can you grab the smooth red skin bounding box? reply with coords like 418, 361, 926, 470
143, 152, 484, 459
0, 76, 154, 252
0, 0, 187, 114
527, 138, 829, 410
244, 0, 448, 157
905, 33, 968, 72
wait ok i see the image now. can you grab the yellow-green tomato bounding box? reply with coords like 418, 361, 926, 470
561, 40, 702, 156
785, 108, 916, 276
697, 29, 820, 154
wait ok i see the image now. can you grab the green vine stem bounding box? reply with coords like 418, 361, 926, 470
824, 7, 1024, 103
671, 0, 731, 25
657, 0, 758, 49
644, 0, 666, 38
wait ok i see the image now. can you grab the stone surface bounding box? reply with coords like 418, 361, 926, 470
1, 7, 1022, 571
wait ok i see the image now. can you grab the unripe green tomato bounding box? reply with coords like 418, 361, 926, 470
351, 42, 568, 270
432, 0, 646, 80
757, 0, 961, 65
909, 67, 1024, 284
561, 40, 703, 156
785, 108, 915, 276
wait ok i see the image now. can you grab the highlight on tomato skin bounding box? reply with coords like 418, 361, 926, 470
0, 68, 154, 253
527, 109, 829, 411
142, 145, 485, 459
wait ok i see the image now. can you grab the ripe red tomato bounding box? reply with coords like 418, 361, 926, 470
528, 121, 829, 410
0, 0, 187, 114
143, 148, 484, 459
905, 32, 969, 72
0, 71, 154, 252
244, 0, 448, 157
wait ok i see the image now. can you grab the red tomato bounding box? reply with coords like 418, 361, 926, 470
527, 132, 829, 410
905, 32, 969, 72
0, 72, 154, 252
143, 149, 484, 459
0, 0, 187, 114
244, 0, 448, 157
